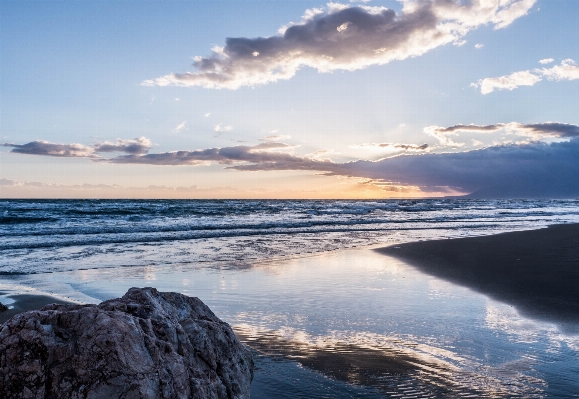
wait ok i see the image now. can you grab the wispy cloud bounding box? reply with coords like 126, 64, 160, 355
214, 123, 233, 132
472, 59, 579, 94
142, 0, 535, 90
173, 121, 187, 133
260, 134, 291, 141
353, 142, 429, 151
474, 43, 484, 49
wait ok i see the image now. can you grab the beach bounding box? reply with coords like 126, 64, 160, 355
378, 223, 579, 328
1, 199, 579, 397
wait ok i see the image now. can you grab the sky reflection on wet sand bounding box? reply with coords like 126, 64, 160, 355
1, 248, 577, 397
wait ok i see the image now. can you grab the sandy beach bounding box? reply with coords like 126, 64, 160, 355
378, 223, 579, 328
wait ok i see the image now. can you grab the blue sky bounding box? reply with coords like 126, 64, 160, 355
1, 0, 579, 198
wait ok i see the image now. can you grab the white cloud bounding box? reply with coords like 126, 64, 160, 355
538, 58, 554, 64
473, 70, 542, 94
173, 121, 187, 133
214, 123, 233, 132
142, 0, 536, 90
475, 43, 484, 49
204, 112, 211, 117
473, 59, 579, 94
259, 134, 291, 141
539, 58, 579, 81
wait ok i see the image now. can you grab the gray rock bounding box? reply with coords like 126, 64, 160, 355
0, 287, 253, 399
0, 302, 7, 312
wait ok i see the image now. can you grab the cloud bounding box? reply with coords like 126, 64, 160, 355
214, 123, 233, 132
227, 138, 579, 198
2, 141, 96, 158
538, 58, 554, 65
331, 139, 579, 198
204, 112, 211, 117
354, 142, 429, 151
92, 137, 152, 154
2, 137, 151, 158
7, 121, 579, 197
474, 43, 484, 49
103, 142, 322, 168
425, 122, 579, 142
173, 121, 187, 133
142, 0, 535, 90
473, 59, 579, 94
472, 70, 542, 94
539, 58, 579, 81
259, 134, 291, 141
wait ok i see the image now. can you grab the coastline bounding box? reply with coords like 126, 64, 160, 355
377, 223, 579, 328
0, 293, 75, 325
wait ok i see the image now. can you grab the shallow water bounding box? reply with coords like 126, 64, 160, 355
2, 199, 579, 397
2, 249, 578, 397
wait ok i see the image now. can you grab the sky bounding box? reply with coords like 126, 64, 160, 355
1, 0, 579, 199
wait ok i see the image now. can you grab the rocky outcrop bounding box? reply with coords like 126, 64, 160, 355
0, 287, 253, 399
0, 302, 7, 312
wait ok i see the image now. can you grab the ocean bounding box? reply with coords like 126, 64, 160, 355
1, 199, 579, 397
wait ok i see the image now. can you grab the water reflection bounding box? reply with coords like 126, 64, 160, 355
1, 248, 577, 397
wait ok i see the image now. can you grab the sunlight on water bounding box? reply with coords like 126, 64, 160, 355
2, 248, 577, 397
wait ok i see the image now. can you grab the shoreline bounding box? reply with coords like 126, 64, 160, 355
0, 293, 75, 325
3, 223, 579, 327
377, 223, 579, 329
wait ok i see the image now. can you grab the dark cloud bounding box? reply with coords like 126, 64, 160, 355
92, 137, 151, 155
104, 142, 330, 169
2, 137, 152, 158
143, 0, 535, 89
7, 121, 579, 197
227, 138, 579, 198
2, 141, 95, 158
521, 122, 579, 138
335, 139, 579, 198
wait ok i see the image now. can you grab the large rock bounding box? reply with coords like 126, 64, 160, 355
0, 302, 7, 312
0, 287, 253, 399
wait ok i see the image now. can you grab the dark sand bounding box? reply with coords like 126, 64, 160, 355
378, 223, 579, 327
0, 293, 74, 324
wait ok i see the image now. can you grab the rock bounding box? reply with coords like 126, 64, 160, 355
0, 287, 253, 399
0, 302, 7, 312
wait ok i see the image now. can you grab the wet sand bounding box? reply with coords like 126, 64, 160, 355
378, 223, 579, 327
0, 293, 74, 324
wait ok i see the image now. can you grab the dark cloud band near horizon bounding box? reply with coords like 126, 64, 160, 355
4, 120, 579, 197
142, 0, 536, 89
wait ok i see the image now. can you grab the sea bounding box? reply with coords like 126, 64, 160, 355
1, 199, 579, 398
